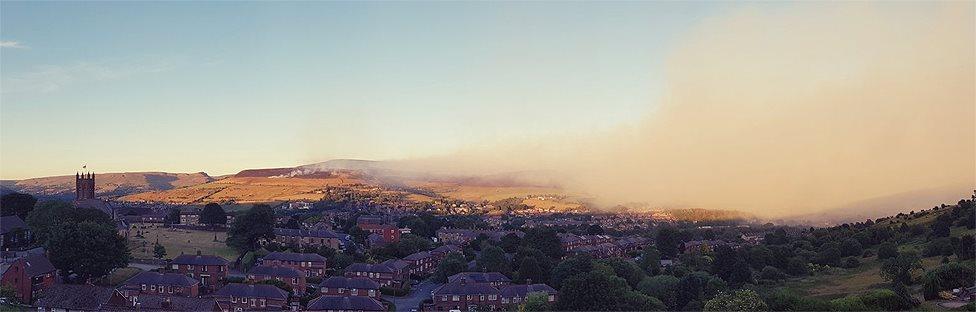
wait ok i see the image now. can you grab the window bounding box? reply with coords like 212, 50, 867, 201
442, 296, 448, 302
466, 295, 472, 301
202, 266, 208, 272
339, 288, 345, 293
548, 295, 555, 302
368, 290, 375, 297
452, 296, 459, 302
502, 299, 509, 304
488, 295, 496, 301
151, 285, 156, 291
168, 287, 173, 294
158, 285, 163, 293
292, 278, 297, 283
260, 299, 266, 307
480, 295, 485, 301
322, 288, 328, 293
231, 297, 237, 303
171, 264, 178, 270
141, 284, 146, 291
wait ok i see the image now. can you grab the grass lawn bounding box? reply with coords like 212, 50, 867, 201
127, 223, 238, 260
780, 256, 946, 300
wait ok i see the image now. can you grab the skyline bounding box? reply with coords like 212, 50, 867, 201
1, 1, 721, 179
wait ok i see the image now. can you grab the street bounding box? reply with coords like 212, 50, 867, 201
389, 280, 442, 312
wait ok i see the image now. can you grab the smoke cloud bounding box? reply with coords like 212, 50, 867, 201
328, 3, 976, 218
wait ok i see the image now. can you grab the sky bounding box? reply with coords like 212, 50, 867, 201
0, 2, 720, 179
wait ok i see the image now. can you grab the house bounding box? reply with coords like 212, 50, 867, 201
179, 207, 201, 226
318, 276, 380, 298
212, 283, 289, 311
436, 229, 477, 246
260, 252, 328, 278
170, 252, 229, 293
0, 215, 31, 250
343, 263, 395, 288
448, 272, 511, 287
119, 271, 200, 297
247, 265, 306, 295
498, 284, 557, 307
0, 253, 57, 303
271, 228, 347, 250
106, 295, 220, 311
306, 295, 385, 312
360, 224, 400, 245
429, 245, 462, 259
403, 251, 437, 276
379, 259, 410, 284
430, 277, 501, 311
34, 284, 127, 312
614, 236, 652, 254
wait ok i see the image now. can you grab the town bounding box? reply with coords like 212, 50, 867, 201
1, 172, 974, 311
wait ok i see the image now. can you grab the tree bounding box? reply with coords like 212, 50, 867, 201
48, 221, 130, 282
499, 233, 521, 253
710, 245, 738, 281
165, 207, 181, 225
284, 216, 301, 229
227, 204, 275, 253
728, 259, 754, 286
703, 290, 768, 311
618, 291, 667, 311
521, 228, 564, 259
785, 257, 809, 276
601, 258, 645, 288
551, 255, 593, 289
760, 266, 787, 281
586, 224, 604, 235
638, 275, 679, 310
555, 271, 630, 311
516, 257, 547, 284
956, 235, 975, 260
880, 251, 922, 285
432, 253, 466, 283
153, 243, 167, 259
921, 263, 975, 299
638, 246, 661, 275
676, 271, 727, 310
655, 226, 681, 258
0, 192, 36, 219
840, 239, 863, 257
476, 245, 511, 276
930, 214, 952, 238
257, 279, 292, 293
199, 203, 227, 227
877, 242, 899, 260
521, 292, 552, 311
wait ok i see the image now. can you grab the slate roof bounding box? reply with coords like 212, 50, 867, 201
403, 251, 432, 261
0, 215, 28, 235
433, 280, 500, 296
171, 254, 229, 266
16, 253, 57, 277
307, 295, 385, 311
345, 263, 394, 274
34, 284, 123, 311
262, 251, 327, 263
274, 228, 341, 238
448, 272, 511, 284
318, 276, 379, 290
498, 284, 557, 298
122, 271, 198, 287
213, 283, 288, 300
381, 259, 410, 271
104, 295, 218, 311
249, 265, 304, 278
430, 245, 461, 255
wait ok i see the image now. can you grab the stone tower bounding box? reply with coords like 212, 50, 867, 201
75, 172, 95, 200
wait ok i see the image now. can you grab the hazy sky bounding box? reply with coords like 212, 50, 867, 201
1, 2, 722, 179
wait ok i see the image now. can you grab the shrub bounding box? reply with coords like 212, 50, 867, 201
860, 289, 911, 311
830, 295, 867, 311
759, 266, 787, 281
922, 263, 976, 300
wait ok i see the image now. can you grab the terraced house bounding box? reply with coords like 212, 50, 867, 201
170, 253, 229, 293
260, 252, 328, 277
119, 271, 200, 297
318, 276, 380, 298
343, 263, 396, 288
306, 295, 385, 312
272, 228, 348, 250
246, 265, 307, 295
431, 273, 558, 312
212, 283, 289, 311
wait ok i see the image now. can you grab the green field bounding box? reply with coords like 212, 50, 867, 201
127, 224, 239, 260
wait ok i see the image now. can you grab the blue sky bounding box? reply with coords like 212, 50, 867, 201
1, 2, 721, 179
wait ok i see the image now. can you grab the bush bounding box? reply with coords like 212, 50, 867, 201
380, 285, 410, 297
877, 242, 899, 260
830, 295, 868, 311
922, 263, 976, 300
703, 290, 768, 311
860, 289, 912, 311
765, 289, 832, 312
759, 266, 787, 281
842, 256, 860, 268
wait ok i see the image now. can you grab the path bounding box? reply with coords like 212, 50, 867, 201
390, 280, 441, 312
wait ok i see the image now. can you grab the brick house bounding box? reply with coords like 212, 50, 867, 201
429, 245, 462, 260
379, 259, 410, 285
430, 277, 501, 311
343, 263, 396, 288
107, 295, 220, 311
498, 284, 558, 307
360, 224, 400, 244
0, 253, 57, 303
318, 276, 380, 298
260, 252, 328, 278
402, 251, 437, 276
0, 216, 31, 251
169, 253, 229, 293
306, 295, 385, 312
179, 207, 201, 226
436, 229, 477, 246
246, 265, 306, 295
448, 272, 511, 288
34, 284, 128, 312
271, 228, 347, 251
119, 271, 200, 298
212, 283, 288, 311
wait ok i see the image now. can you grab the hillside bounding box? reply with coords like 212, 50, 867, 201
1, 172, 213, 199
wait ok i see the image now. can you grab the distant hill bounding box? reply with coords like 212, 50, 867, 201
780, 184, 975, 225
0, 172, 213, 200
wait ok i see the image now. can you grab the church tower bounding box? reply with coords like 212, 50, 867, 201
75, 172, 95, 200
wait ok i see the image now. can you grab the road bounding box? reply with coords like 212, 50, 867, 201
390, 280, 441, 312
